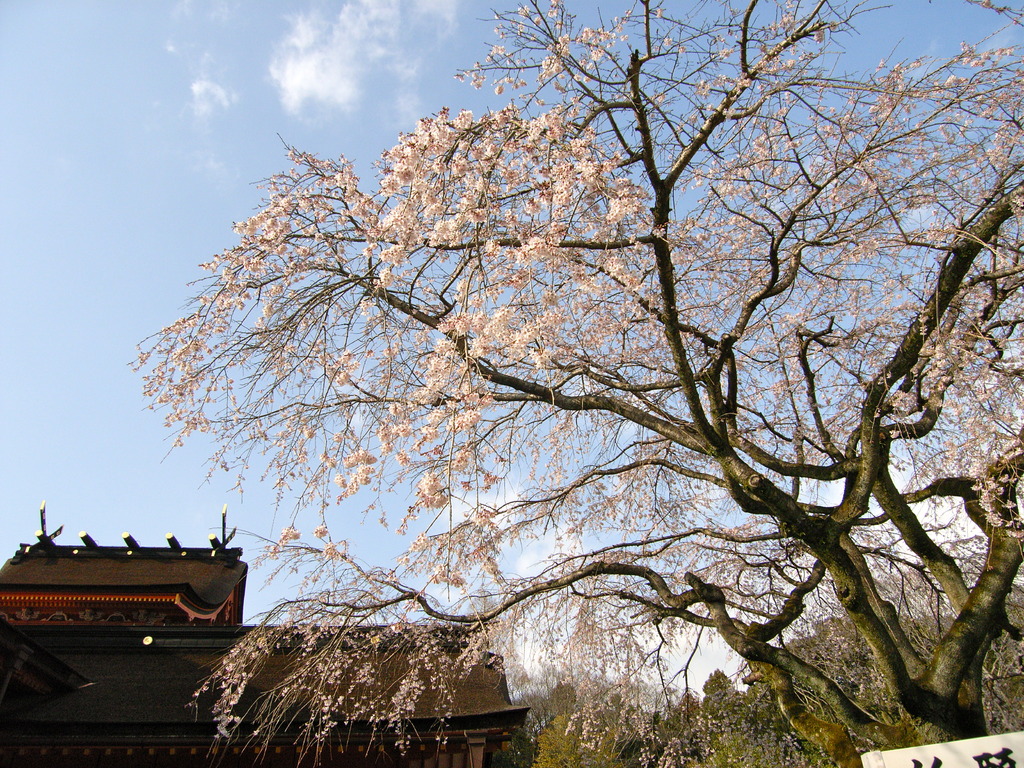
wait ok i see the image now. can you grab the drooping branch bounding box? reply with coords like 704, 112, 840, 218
141, 2, 1024, 763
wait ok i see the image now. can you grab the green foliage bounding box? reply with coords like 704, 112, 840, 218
532, 714, 624, 768
491, 669, 828, 768
492, 724, 540, 768
493, 675, 582, 768
694, 671, 826, 768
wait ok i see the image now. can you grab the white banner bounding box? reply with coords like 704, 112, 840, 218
862, 731, 1024, 768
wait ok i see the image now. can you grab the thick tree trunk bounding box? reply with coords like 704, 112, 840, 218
757, 663, 864, 768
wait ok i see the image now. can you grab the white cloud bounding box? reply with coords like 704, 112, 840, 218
270, 1, 398, 115
173, 0, 239, 22
269, 0, 459, 118
191, 149, 235, 187
393, 88, 424, 127
190, 78, 236, 119
412, 0, 459, 28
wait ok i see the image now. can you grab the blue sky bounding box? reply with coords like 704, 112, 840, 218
0, 0, 500, 613
0, 0, 1018, 619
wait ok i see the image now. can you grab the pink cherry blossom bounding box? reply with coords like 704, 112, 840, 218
140, 1, 1024, 763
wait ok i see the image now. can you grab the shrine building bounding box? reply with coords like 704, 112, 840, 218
0, 524, 526, 767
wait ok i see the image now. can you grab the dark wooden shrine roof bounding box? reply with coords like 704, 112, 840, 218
0, 617, 90, 700
0, 531, 527, 760
0, 540, 247, 615
0, 625, 528, 745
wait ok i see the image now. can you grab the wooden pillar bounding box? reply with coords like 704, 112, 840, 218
466, 737, 486, 768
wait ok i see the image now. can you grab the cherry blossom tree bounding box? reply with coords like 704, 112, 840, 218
140, 1, 1024, 765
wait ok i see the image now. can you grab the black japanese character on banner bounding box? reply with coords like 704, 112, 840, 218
973, 747, 1016, 768
912, 758, 941, 768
